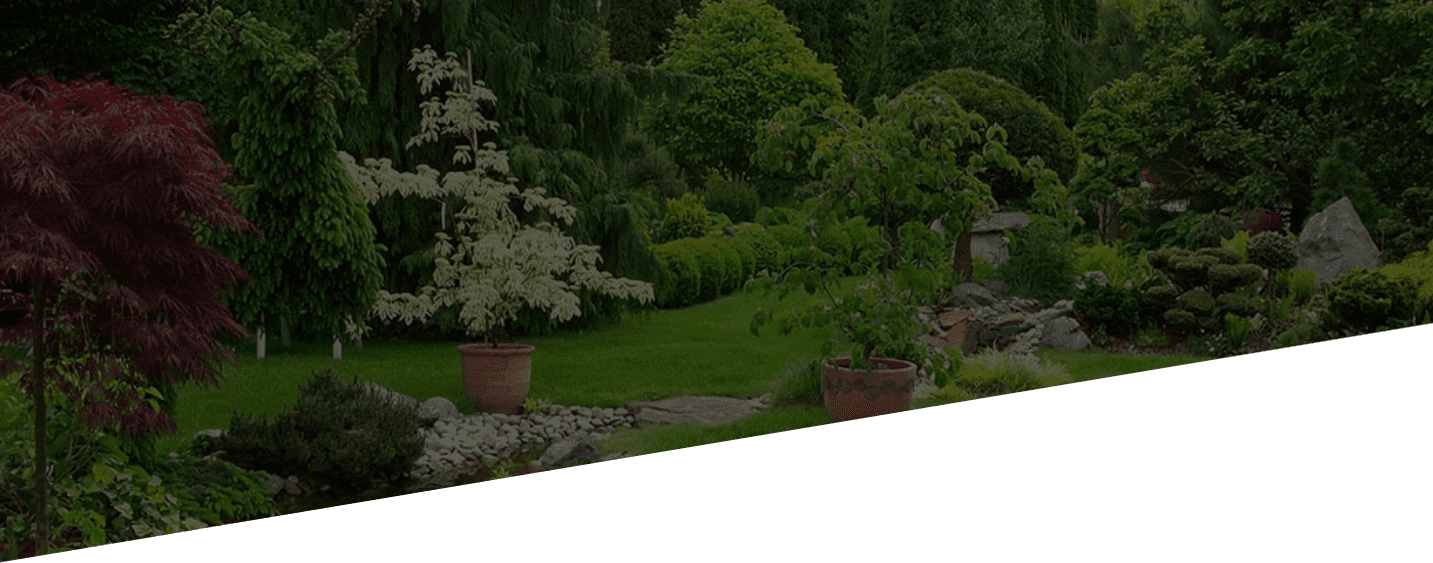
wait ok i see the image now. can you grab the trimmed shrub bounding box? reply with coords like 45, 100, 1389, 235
1216, 292, 1260, 317
1185, 213, 1241, 249
728, 236, 757, 281
1322, 268, 1420, 335
681, 237, 733, 300
1178, 288, 1216, 314
652, 240, 703, 307
1195, 246, 1241, 266
1075, 284, 1142, 337
209, 368, 426, 494
1246, 230, 1298, 272
739, 228, 787, 275
1208, 263, 1263, 294
655, 192, 711, 243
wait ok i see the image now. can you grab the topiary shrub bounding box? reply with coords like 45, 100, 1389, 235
1208, 263, 1263, 294
1185, 213, 1241, 249
1169, 252, 1220, 289
1246, 230, 1298, 272
652, 240, 703, 307
702, 169, 761, 223
209, 368, 426, 495
1216, 292, 1260, 317
727, 236, 757, 281
1195, 246, 1241, 266
680, 237, 734, 300
1075, 284, 1142, 337
1322, 268, 1420, 335
1178, 288, 1216, 314
655, 192, 711, 243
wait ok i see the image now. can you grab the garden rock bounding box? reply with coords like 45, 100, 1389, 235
624, 395, 772, 426
417, 396, 461, 420
1076, 270, 1109, 290
1295, 196, 1383, 287
539, 433, 602, 469
923, 280, 1091, 358
364, 382, 419, 411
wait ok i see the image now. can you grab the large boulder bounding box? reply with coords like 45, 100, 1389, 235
1295, 196, 1383, 287
417, 396, 461, 420
539, 433, 602, 469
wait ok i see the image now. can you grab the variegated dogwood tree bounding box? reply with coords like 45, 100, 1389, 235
341, 46, 654, 347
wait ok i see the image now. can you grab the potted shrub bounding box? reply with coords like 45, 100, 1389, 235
345, 46, 654, 414
749, 257, 960, 422
748, 74, 1080, 421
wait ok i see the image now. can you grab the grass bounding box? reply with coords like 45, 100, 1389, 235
11, 272, 1217, 470
159, 276, 866, 453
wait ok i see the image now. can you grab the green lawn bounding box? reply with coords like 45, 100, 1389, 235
13, 274, 1214, 460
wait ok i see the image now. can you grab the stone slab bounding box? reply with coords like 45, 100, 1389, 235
625, 395, 771, 426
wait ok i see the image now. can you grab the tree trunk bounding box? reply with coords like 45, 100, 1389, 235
280, 315, 291, 348
256, 312, 266, 360
30, 277, 49, 557
952, 230, 973, 284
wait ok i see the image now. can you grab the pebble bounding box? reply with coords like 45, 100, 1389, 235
407, 405, 636, 482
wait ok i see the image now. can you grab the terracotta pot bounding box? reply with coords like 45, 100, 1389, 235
457, 343, 534, 414
822, 357, 917, 423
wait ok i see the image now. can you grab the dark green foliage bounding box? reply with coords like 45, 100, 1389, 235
208, 368, 426, 495
1207, 263, 1262, 294
1169, 253, 1219, 290
656, 192, 712, 244
606, 0, 705, 65
1185, 213, 1241, 250
908, 68, 1080, 205
1178, 288, 1215, 314
1163, 308, 1200, 332
158, 456, 280, 527
1215, 292, 1259, 317
1321, 269, 1420, 336
814, 223, 854, 274
1311, 138, 1393, 234
651, 236, 754, 305
1246, 231, 1298, 271
1075, 284, 1141, 337
727, 236, 758, 281
1196, 246, 1241, 266
652, 242, 703, 307
1377, 187, 1433, 264
738, 228, 788, 274
1273, 322, 1326, 349
994, 216, 1080, 306
766, 224, 807, 251
702, 172, 762, 223
694, 237, 744, 297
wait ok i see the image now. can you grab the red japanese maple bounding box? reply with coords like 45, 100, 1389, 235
1, 74, 263, 554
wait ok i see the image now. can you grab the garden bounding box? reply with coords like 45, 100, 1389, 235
3, 0, 1433, 558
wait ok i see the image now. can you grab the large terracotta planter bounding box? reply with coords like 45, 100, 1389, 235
822, 357, 917, 423
457, 343, 534, 414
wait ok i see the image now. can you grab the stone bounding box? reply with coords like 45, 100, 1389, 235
1295, 196, 1383, 287
937, 309, 972, 328
952, 283, 998, 308
983, 279, 1011, 300
1077, 270, 1109, 290
958, 212, 1032, 266
923, 289, 1091, 357
363, 382, 419, 411
417, 396, 461, 420
1039, 316, 1092, 350
194, 428, 226, 441
624, 395, 768, 426
265, 474, 285, 496
539, 433, 602, 469
722, 225, 738, 238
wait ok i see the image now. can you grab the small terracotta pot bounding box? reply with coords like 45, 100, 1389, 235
457, 343, 534, 414
822, 357, 917, 423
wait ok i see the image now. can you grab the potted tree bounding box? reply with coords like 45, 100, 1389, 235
748, 73, 1078, 422
344, 46, 654, 414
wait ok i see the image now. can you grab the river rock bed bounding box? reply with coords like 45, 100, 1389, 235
409, 404, 637, 482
